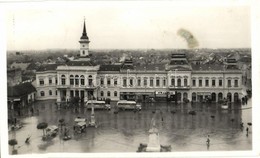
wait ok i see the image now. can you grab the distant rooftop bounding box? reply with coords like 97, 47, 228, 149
37, 64, 61, 71
99, 65, 121, 71
66, 60, 96, 66
191, 64, 224, 71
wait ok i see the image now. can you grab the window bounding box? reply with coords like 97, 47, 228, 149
49, 90, 52, 96
40, 91, 45, 96
228, 80, 231, 87
107, 91, 110, 97
75, 75, 79, 85
82, 50, 85, 55
123, 78, 127, 87
40, 80, 44, 85
205, 79, 209, 87
100, 91, 104, 97
144, 78, 147, 86
163, 78, 166, 87
89, 75, 93, 86
177, 79, 181, 86
219, 80, 222, 86
129, 78, 133, 87
114, 91, 117, 97
100, 78, 104, 86
156, 78, 160, 87
184, 79, 187, 86
114, 79, 117, 86
234, 80, 238, 87
55, 78, 57, 84
150, 78, 153, 87
56, 90, 57, 95
61, 75, 66, 85
70, 75, 74, 85
80, 75, 85, 85
212, 80, 216, 87
107, 78, 111, 85
192, 79, 196, 86
199, 80, 202, 87
70, 90, 74, 97
137, 78, 141, 86
171, 79, 175, 86
49, 78, 52, 84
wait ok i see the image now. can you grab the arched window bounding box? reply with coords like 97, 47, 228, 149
171, 78, 175, 86
100, 91, 104, 97
40, 91, 45, 96
88, 75, 93, 86
218, 92, 223, 101
61, 75, 66, 85
75, 75, 79, 85
100, 78, 104, 86
192, 92, 196, 101
107, 91, 111, 97
49, 90, 52, 96
80, 75, 85, 85
177, 79, 181, 86
114, 91, 117, 97
82, 50, 85, 55
70, 75, 74, 85
184, 79, 187, 86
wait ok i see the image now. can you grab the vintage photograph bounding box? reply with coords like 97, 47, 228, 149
4, 1, 252, 156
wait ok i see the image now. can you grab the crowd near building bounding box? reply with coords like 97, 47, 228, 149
35, 21, 243, 104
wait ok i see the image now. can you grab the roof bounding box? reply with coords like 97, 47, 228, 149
135, 64, 165, 71
80, 20, 89, 40
191, 64, 224, 71
99, 65, 121, 71
8, 82, 36, 98
66, 61, 96, 66
167, 65, 191, 71
169, 60, 188, 65
37, 64, 60, 71
121, 64, 134, 70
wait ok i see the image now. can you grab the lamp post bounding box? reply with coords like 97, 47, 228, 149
175, 69, 178, 104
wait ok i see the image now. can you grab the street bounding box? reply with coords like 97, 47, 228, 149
8, 99, 252, 154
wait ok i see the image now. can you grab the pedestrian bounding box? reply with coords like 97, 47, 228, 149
240, 122, 244, 131
30, 107, 34, 115
246, 127, 249, 135
206, 135, 210, 146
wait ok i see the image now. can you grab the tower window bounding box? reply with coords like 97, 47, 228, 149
82, 45, 85, 47
82, 50, 85, 55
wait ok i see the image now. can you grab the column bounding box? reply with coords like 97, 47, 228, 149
57, 90, 61, 102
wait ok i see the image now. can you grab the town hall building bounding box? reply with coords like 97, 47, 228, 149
35, 21, 243, 104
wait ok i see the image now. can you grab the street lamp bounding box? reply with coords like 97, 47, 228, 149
175, 69, 178, 104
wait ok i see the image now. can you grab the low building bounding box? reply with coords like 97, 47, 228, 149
8, 82, 36, 110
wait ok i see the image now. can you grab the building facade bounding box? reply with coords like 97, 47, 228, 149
35, 21, 243, 103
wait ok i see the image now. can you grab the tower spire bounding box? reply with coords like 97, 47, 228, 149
81, 18, 89, 40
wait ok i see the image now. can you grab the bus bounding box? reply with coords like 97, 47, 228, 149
85, 100, 111, 110
116, 100, 141, 111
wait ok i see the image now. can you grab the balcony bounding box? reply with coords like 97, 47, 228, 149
168, 85, 191, 90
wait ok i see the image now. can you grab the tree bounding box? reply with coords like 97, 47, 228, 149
8, 139, 17, 150
37, 122, 48, 137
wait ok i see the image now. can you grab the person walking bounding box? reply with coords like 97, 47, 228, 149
206, 135, 210, 147
246, 127, 249, 136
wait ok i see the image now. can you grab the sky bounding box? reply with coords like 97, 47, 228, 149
5, 1, 251, 50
